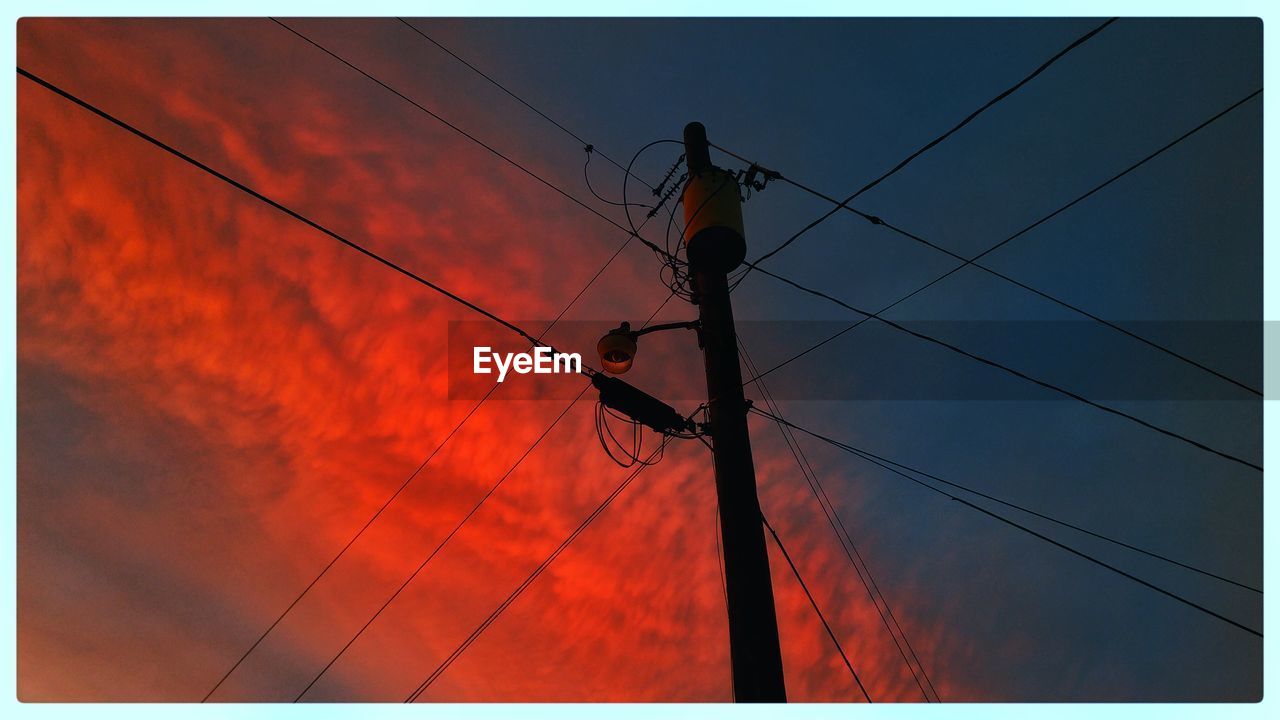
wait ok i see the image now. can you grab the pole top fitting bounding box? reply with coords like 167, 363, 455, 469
683, 122, 712, 175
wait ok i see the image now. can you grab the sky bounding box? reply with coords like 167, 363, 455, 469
15, 17, 1262, 702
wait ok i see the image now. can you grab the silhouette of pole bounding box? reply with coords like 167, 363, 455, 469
683, 121, 787, 702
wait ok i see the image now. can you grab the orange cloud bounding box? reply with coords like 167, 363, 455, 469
17, 18, 968, 702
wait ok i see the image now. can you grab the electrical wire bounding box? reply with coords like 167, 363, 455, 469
17, 66, 590, 372
747, 406, 1260, 594
282, 18, 692, 306
658, 174, 695, 302
403, 434, 677, 702
17, 54, 679, 701
15, 66, 665, 703
596, 400, 666, 467
761, 512, 873, 703
29, 15, 1255, 700
620, 140, 697, 301
395, 17, 645, 185
270, 19, 677, 264
748, 407, 1262, 638
204, 383, 499, 702
293, 383, 592, 701
739, 340, 940, 701
742, 17, 1117, 277
584, 147, 651, 209
711, 498, 734, 701
591, 285, 696, 467
727, 180, 1260, 392
270, 25, 702, 613
729, 87, 1264, 397
691, 434, 732, 702
596, 401, 635, 466
663, 168, 738, 300
280, 19, 693, 308
304, 281, 679, 699
289, 274, 679, 698
195, 175, 633, 697
202, 201, 633, 700
297, 269, 684, 699
743, 260, 1261, 473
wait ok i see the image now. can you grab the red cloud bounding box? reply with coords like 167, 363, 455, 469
18, 18, 965, 702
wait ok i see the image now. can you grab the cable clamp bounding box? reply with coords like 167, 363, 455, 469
738, 163, 779, 201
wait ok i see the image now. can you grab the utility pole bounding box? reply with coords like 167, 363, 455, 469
682, 122, 787, 702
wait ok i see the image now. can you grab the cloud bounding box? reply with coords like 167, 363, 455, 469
18, 18, 965, 702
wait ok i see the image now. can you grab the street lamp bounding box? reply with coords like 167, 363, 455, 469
595, 320, 700, 375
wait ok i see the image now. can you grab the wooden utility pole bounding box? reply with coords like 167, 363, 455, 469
682, 121, 787, 702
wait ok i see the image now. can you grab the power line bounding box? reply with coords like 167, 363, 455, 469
729, 89, 1265, 470
202, 383, 497, 702
190, 170, 633, 695
16, 67, 664, 703
715, 85, 1264, 396
583, 148, 650, 209
962, 88, 1262, 270
403, 435, 675, 703
20, 26, 685, 697
294, 282, 683, 700
760, 512, 872, 703
956, 497, 1261, 637
739, 340, 939, 701
278, 17, 694, 320
744, 17, 1117, 274
712, 498, 735, 700
692, 438, 734, 698
275, 17, 692, 322
15, 67, 576, 367
744, 260, 1261, 472
17, 57, 678, 700
737, 87, 1264, 394
270, 19, 675, 264
212, 227, 662, 699
748, 407, 1263, 638
28, 14, 1256, 697
203, 213, 635, 699
624, 140, 697, 302
749, 408, 1260, 593
741, 341, 939, 700
737, 89, 1264, 394
294, 383, 592, 701
737, 89, 1263, 392
395, 17, 643, 185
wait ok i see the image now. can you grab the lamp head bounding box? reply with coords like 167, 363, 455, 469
597, 323, 638, 374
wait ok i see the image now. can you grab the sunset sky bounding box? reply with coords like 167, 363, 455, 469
16, 18, 1262, 702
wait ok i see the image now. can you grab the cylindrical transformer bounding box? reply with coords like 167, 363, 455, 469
682, 167, 746, 274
